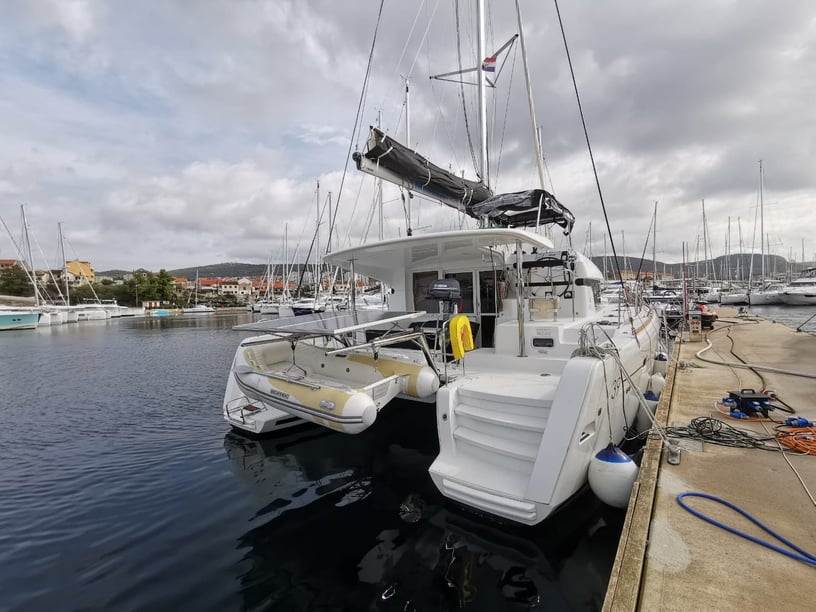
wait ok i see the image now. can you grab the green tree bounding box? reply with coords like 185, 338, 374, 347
0, 264, 34, 296
156, 269, 174, 303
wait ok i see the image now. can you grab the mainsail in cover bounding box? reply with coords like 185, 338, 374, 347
353, 127, 492, 209
353, 127, 574, 234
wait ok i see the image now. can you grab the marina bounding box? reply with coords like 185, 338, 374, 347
1, 2, 814, 611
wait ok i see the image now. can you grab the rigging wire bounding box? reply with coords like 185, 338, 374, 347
552, 1, 626, 291
493, 41, 518, 190
327, 0, 385, 255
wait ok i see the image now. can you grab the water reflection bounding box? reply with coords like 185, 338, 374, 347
223, 407, 623, 611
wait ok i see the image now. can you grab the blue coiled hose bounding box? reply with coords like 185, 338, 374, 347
677, 492, 816, 567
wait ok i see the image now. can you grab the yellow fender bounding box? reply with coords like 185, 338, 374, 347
449, 315, 475, 360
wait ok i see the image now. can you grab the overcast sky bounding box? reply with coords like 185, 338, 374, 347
1, 0, 814, 272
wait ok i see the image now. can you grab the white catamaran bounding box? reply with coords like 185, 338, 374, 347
222, 1, 662, 525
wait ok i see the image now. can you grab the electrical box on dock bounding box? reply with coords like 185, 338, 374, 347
688, 312, 702, 342
727, 389, 772, 418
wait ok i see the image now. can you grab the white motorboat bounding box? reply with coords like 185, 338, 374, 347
0, 309, 39, 330
780, 268, 816, 305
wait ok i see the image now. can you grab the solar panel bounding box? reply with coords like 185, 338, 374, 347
232, 310, 426, 336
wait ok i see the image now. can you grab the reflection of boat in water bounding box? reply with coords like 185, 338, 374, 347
222, 419, 622, 611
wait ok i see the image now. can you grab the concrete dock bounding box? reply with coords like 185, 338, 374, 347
604, 309, 816, 611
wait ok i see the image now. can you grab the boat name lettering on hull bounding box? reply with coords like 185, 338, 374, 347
268, 388, 290, 400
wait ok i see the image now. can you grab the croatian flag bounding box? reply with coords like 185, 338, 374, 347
482, 56, 496, 72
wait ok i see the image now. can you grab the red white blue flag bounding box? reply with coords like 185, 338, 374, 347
482, 56, 496, 72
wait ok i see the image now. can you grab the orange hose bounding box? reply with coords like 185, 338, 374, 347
775, 427, 816, 455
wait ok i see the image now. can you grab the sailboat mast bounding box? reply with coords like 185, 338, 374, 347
315, 180, 321, 297
377, 109, 385, 241
759, 160, 765, 282
737, 217, 743, 281
476, 0, 488, 186
58, 222, 70, 305
404, 79, 412, 236
726, 216, 731, 284
21, 205, 39, 308
652, 201, 657, 284
702, 199, 709, 279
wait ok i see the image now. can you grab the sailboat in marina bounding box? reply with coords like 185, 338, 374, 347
746, 161, 783, 305
182, 270, 215, 314
222, 1, 662, 526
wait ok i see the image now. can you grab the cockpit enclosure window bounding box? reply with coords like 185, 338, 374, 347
479, 270, 499, 314
585, 279, 601, 307
413, 271, 440, 312
444, 272, 474, 313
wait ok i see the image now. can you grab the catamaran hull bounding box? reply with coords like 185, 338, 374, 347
430, 309, 660, 526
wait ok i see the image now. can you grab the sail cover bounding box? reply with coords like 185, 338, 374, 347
468, 189, 575, 235
353, 127, 575, 235
353, 127, 492, 208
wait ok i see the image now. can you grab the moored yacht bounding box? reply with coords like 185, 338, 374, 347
0, 308, 40, 330
780, 268, 816, 305
222, 0, 663, 527
224, 222, 662, 525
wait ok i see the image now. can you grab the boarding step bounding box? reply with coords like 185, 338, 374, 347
453, 402, 548, 432
453, 425, 540, 462
430, 455, 530, 503
456, 373, 559, 410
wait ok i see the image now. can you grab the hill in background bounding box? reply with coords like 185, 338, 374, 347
99, 254, 814, 281
98, 262, 311, 279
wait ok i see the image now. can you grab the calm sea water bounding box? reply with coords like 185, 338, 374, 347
0, 313, 626, 612
742, 305, 816, 332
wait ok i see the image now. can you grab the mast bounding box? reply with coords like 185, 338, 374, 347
377, 109, 385, 241
315, 180, 321, 296
21, 205, 39, 308
652, 201, 658, 285
603, 233, 608, 280
477, 0, 488, 186
58, 222, 70, 305
726, 216, 731, 284
737, 217, 743, 281
759, 160, 765, 283
283, 222, 290, 301
701, 199, 709, 280
404, 79, 413, 236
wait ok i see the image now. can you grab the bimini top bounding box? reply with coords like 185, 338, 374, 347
469, 189, 575, 235
325, 228, 554, 280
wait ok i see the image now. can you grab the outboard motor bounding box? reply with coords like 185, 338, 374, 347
428, 278, 461, 316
